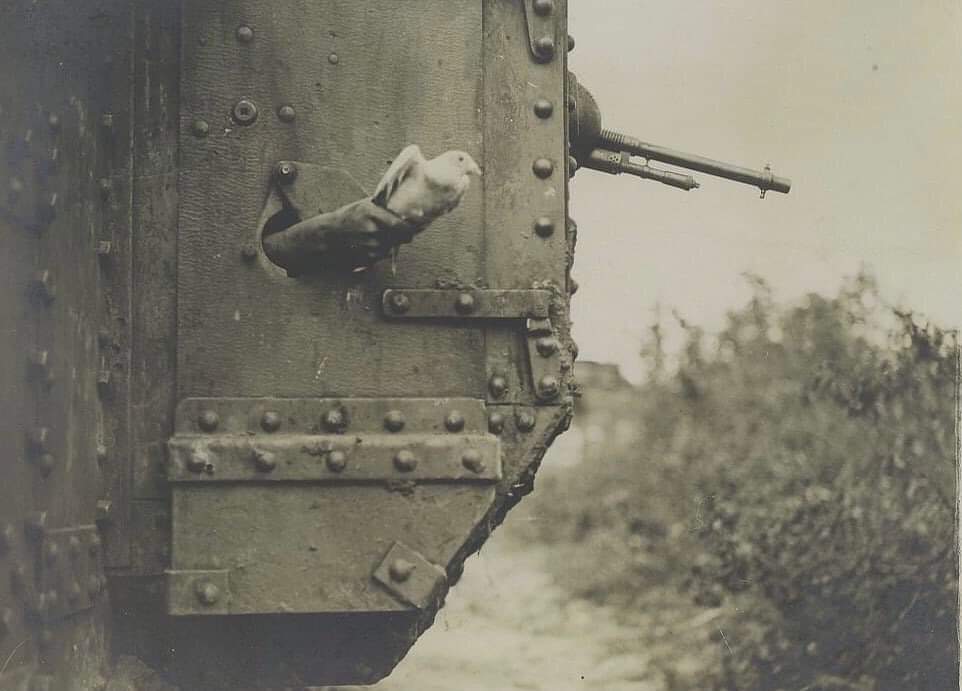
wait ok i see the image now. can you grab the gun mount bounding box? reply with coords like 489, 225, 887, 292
568, 73, 792, 197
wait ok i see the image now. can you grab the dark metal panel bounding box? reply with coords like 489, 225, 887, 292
177, 0, 486, 399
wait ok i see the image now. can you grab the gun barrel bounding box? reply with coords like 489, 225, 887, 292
598, 130, 791, 195
585, 148, 699, 191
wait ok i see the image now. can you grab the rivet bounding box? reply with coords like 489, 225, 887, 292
68, 535, 82, 557
45, 590, 59, 610
0, 524, 14, 553
101, 113, 114, 129
532, 158, 554, 179
536, 337, 559, 357
38, 628, 53, 652
236, 24, 254, 43
533, 98, 554, 119
277, 104, 296, 123
488, 374, 508, 399
96, 500, 112, 523
47, 113, 61, 131
261, 410, 282, 432
10, 564, 27, 592
328, 52, 339, 65
27, 427, 50, 456
275, 160, 298, 183
89, 533, 101, 557
537, 375, 561, 400
393, 450, 418, 472
195, 580, 220, 606
98, 177, 112, 196
44, 542, 59, 565
569, 277, 579, 295
534, 217, 554, 238
462, 449, 485, 474
97, 368, 111, 397
8, 177, 23, 198
36, 193, 58, 226
25, 511, 46, 540
488, 412, 505, 435
27, 349, 51, 382
252, 449, 276, 472
516, 410, 536, 432
191, 118, 209, 138
96, 241, 112, 260
240, 245, 258, 262
0, 608, 13, 637
186, 447, 209, 473
567, 95, 576, 112
232, 99, 258, 126
96, 444, 108, 467
567, 34, 576, 52
384, 410, 405, 433
454, 292, 476, 315
67, 581, 82, 603
534, 36, 555, 61
88, 574, 103, 598
444, 411, 465, 432
197, 409, 219, 432
37, 453, 55, 477
388, 292, 411, 314
533, 0, 554, 15
322, 408, 347, 432
326, 450, 347, 473
388, 558, 415, 582
32, 269, 56, 304
568, 155, 579, 177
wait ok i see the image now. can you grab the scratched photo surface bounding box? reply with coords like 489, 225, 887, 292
350, 3, 961, 691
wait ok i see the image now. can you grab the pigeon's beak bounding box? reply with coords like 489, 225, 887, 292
470, 160, 482, 177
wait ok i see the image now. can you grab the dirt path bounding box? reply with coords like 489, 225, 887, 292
336, 527, 707, 691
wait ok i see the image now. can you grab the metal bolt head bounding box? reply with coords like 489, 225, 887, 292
10, 564, 27, 593
516, 410, 536, 432
534, 216, 554, 238
533, 0, 554, 15
252, 449, 276, 472
0, 523, 15, 553
44, 542, 59, 565
536, 337, 559, 357
186, 447, 210, 474
388, 292, 411, 314
488, 374, 508, 399
328, 52, 339, 65
32, 270, 56, 304
326, 450, 347, 473
393, 450, 418, 472
488, 411, 505, 434
444, 410, 465, 432
195, 580, 220, 606
26, 427, 49, 456
25, 512, 47, 540
384, 410, 405, 433
261, 410, 282, 433
240, 245, 258, 262
277, 104, 296, 123
191, 118, 209, 138
454, 292, 476, 315
533, 99, 554, 119
231, 99, 258, 125
537, 375, 561, 400
275, 160, 298, 183
67, 581, 82, 603
567, 34, 576, 52
197, 409, 219, 432
534, 36, 555, 61
235, 24, 254, 43
569, 277, 579, 295
568, 155, 579, 177
462, 449, 486, 474
388, 558, 415, 583
47, 113, 61, 130
89, 533, 102, 557
322, 408, 347, 432
532, 158, 554, 179
68, 535, 82, 557
96, 500, 113, 523
45, 590, 59, 610
37, 453, 55, 477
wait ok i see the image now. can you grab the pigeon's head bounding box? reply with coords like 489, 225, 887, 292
441, 150, 482, 178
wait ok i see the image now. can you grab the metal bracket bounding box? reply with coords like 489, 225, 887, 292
526, 317, 564, 402
372, 542, 446, 610
521, 0, 561, 64
167, 433, 502, 483
382, 289, 552, 319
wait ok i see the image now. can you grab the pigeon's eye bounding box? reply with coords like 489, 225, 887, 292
458, 155, 464, 161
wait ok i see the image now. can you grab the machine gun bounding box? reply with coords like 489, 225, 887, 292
567, 73, 792, 197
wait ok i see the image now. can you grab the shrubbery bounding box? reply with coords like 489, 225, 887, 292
528, 273, 958, 690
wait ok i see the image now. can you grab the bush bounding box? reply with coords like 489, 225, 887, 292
532, 272, 959, 690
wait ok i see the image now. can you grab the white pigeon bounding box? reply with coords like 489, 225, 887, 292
372, 144, 482, 228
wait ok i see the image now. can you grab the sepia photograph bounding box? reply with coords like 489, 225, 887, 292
0, 2, 958, 690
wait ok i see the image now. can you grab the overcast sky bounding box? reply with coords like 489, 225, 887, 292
567, 1, 961, 382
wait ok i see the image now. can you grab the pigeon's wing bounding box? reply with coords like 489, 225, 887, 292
372, 145, 423, 207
